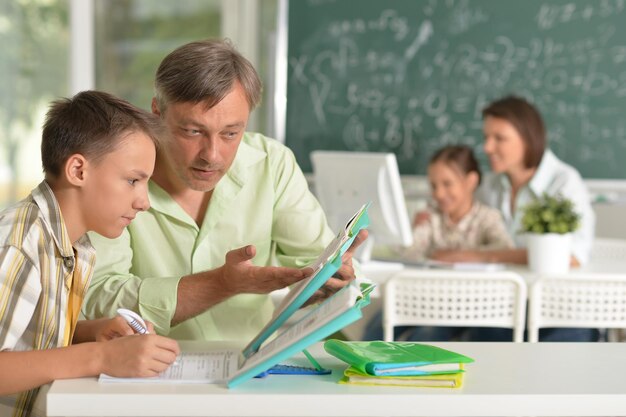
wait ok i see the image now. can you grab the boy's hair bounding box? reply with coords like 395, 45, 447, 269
41, 90, 166, 178
154, 38, 262, 113
429, 145, 482, 184
482, 95, 546, 169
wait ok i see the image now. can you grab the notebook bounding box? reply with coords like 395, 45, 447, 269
340, 366, 464, 388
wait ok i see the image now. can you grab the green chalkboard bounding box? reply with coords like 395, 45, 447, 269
284, 0, 626, 178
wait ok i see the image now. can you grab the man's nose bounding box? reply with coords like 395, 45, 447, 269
200, 137, 219, 162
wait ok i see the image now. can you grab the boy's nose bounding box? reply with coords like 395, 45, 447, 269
134, 192, 151, 212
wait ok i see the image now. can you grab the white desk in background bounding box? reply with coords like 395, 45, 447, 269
360, 257, 626, 288
47, 341, 626, 417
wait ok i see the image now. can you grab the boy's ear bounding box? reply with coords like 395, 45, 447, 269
65, 154, 89, 186
466, 171, 479, 190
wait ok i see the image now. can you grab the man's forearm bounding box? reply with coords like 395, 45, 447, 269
173, 267, 233, 325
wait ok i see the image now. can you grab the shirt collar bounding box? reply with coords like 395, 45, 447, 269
494, 149, 554, 196
224, 135, 267, 187
528, 149, 557, 195
31, 180, 92, 258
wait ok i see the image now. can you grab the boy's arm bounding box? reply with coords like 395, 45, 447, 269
0, 335, 179, 395
72, 317, 139, 343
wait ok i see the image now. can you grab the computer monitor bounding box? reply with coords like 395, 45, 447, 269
310, 151, 413, 262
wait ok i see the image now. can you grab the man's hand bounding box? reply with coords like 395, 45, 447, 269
220, 245, 313, 294
306, 229, 369, 305
175, 245, 312, 324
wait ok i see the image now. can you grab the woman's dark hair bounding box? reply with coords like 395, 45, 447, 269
429, 145, 482, 184
482, 95, 546, 168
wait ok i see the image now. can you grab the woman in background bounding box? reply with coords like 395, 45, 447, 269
431, 96, 595, 267
364, 144, 513, 341
433, 95, 597, 342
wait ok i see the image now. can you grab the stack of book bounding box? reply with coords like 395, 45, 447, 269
323, 340, 474, 388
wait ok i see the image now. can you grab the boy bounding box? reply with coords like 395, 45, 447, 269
0, 91, 180, 417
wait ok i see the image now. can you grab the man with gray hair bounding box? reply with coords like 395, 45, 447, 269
83, 39, 367, 341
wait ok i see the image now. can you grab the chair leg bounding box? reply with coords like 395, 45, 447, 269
607, 328, 625, 342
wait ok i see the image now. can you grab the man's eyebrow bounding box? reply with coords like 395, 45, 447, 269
224, 122, 246, 129
176, 118, 203, 126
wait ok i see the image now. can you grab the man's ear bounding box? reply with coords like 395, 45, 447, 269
65, 154, 89, 186
151, 97, 161, 116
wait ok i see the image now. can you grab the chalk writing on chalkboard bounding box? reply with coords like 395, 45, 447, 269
285, 0, 626, 179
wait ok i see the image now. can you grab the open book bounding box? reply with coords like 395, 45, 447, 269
100, 281, 374, 386
242, 202, 370, 357
100, 203, 372, 388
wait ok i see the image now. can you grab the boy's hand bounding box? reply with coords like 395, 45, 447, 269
96, 317, 156, 342
98, 335, 180, 378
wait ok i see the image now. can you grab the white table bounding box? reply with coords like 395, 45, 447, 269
47, 341, 626, 417
361, 258, 626, 288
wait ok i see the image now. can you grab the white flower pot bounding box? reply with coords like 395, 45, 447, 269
526, 233, 572, 274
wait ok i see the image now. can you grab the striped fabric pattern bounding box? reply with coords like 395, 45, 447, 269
0, 181, 95, 417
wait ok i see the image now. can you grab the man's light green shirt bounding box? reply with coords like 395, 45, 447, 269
82, 133, 335, 341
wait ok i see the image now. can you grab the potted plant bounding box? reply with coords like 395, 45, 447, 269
520, 193, 580, 274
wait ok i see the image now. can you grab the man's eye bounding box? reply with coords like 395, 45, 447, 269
183, 128, 201, 136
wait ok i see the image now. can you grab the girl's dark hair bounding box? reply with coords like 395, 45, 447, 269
482, 95, 546, 168
429, 145, 482, 184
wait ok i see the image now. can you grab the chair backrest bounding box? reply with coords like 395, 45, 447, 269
383, 270, 527, 342
591, 238, 626, 261
528, 274, 626, 342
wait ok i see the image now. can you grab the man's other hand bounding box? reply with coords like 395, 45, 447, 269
306, 229, 369, 305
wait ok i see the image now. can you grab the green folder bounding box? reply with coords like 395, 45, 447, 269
324, 340, 474, 376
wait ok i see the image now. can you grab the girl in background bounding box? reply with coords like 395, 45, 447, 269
364, 144, 513, 341
399, 144, 513, 262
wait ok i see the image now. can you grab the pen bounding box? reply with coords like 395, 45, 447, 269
116, 308, 180, 366
117, 308, 149, 334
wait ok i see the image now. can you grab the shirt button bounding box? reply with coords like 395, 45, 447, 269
63, 257, 74, 269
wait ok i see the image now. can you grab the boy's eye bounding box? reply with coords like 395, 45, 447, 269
128, 179, 138, 186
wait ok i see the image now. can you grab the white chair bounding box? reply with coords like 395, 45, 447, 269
591, 237, 626, 261
383, 270, 527, 342
528, 274, 626, 342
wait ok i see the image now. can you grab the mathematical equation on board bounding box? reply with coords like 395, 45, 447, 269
287, 0, 626, 177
